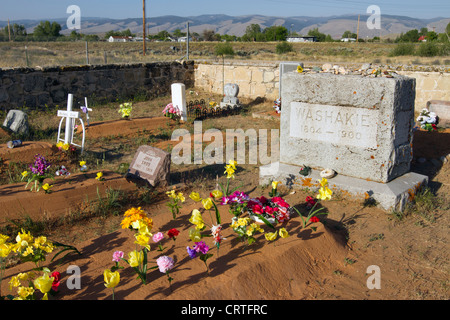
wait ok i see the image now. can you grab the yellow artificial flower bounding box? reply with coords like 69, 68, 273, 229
297, 65, 303, 73
103, 269, 120, 288
134, 233, 151, 251
21, 171, 29, 178
279, 228, 289, 239
189, 209, 205, 230
189, 229, 202, 242
130, 219, 153, 236
228, 159, 237, 169
166, 190, 177, 199
177, 192, 185, 202
238, 217, 251, 227
210, 190, 223, 199
317, 186, 333, 201
224, 165, 235, 179
319, 178, 328, 187
79, 161, 86, 166
0, 234, 9, 245
0, 242, 12, 258
265, 232, 278, 241
202, 197, 213, 210
272, 181, 280, 189
121, 207, 153, 230
62, 143, 70, 151
33, 272, 54, 300
14, 229, 33, 252
250, 223, 263, 233
189, 192, 202, 202
42, 183, 52, 192
17, 286, 35, 299
128, 250, 144, 268
95, 172, 104, 180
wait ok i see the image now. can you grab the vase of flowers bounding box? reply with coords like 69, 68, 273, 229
21, 154, 52, 192
118, 102, 132, 120
245, 195, 292, 226
416, 108, 438, 132
162, 103, 181, 120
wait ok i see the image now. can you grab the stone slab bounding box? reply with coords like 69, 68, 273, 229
280, 72, 416, 183
127, 145, 171, 187
259, 162, 428, 212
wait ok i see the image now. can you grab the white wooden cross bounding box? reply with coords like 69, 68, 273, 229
57, 93, 86, 153
80, 97, 92, 126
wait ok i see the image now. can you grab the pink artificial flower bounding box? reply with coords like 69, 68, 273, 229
252, 204, 263, 215
112, 251, 124, 262
153, 232, 164, 243
156, 256, 174, 273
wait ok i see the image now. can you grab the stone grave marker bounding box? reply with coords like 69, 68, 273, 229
128, 146, 171, 187
2, 110, 29, 135
426, 100, 450, 128
279, 61, 304, 99
220, 83, 240, 108
171, 83, 187, 122
260, 71, 428, 211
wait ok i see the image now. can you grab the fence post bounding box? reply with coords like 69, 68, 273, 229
85, 41, 89, 65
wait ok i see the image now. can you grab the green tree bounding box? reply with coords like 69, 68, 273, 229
397, 29, 419, 42
244, 24, 262, 41
307, 28, 326, 42
342, 30, 357, 39
33, 21, 61, 39
215, 42, 235, 56
264, 26, 288, 41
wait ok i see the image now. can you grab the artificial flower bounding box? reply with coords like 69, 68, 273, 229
95, 172, 104, 180
17, 286, 34, 299
272, 181, 280, 189
193, 241, 210, 254
189, 209, 205, 230
128, 250, 144, 268
103, 269, 120, 288
279, 228, 289, 238
156, 256, 174, 273
51, 271, 61, 292
309, 216, 320, 223
112, 251, 124, 262
33, 272, 54, 300
152, 232, 164, 243
42, 183, 52, 193
189, 192, 202, 202
187, 246, 197, 259
297, 65, 303, 73
202, 197, 214, 210
134, 233, 151, 251
79, 161, 86, 166
21, 171, 29, 178
210, 190, 223, 200
167, 228, 180, 240
189, 229, 202, 242
317, 186, 332, 201
264, 232, 278, 241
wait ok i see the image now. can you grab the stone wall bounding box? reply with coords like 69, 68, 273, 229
0, 61, 195, 112
195, 61, 280, 102
194, 61, 449, 111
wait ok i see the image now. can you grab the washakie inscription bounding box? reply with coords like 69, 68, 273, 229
289, 102, 379, 149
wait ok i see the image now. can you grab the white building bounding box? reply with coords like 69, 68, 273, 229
108, 36, 131, 43
341, 37, 356, 42
286, 36, 317, 42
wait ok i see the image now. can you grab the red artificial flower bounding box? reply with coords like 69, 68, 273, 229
167, 228, 180, 239
257, 196, 268, 204
305, 196, 317, 208
252, 204, 264, 214
432, 124, 437, 130
309, 216, 320, 223
51, 271, 61, 291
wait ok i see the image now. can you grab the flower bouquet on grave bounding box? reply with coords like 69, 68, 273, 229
118, 102, 132, 119
244, 195, 292, 227
273, 98, 281, 114
21, 154, 53, 192
416, 108, 438, 132
162, 103, 181, 120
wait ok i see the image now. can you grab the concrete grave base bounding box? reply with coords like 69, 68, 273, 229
260, 162, 428, 212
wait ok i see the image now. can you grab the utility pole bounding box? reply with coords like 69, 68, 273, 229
143, 0, 146, 55
186, 22, 190, 60
7, 19, 11, 41
356, 14, 360, 42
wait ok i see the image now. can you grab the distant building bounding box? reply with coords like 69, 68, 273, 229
177, 36, 192, 42
341, 37, 356, 42
286, 36, 317, 42
108, 36, 131, 43
418, 35, 427, 42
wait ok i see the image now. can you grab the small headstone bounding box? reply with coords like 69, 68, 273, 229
171, 83, 187, 122
2, 110, 29, 135
221, 83, 240, 107
128, 146, 171, 187
279, 62, 304, 99
426, 100, 450, 128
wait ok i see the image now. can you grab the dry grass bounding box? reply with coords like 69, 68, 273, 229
0, 41, 447, 69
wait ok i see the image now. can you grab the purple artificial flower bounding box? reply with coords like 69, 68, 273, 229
187, 246, 197, 259
193, 241, 209, 255
220, 196, 230, 205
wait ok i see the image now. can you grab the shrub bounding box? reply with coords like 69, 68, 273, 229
416, 42, 440, 57
389, 43, 415, 56
214, 43, 235, 56
276, 41, 294, 54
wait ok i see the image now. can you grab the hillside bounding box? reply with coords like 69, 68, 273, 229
0, 14, 449, 39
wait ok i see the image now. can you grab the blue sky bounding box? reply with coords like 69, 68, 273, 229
1, 0, 449, 21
